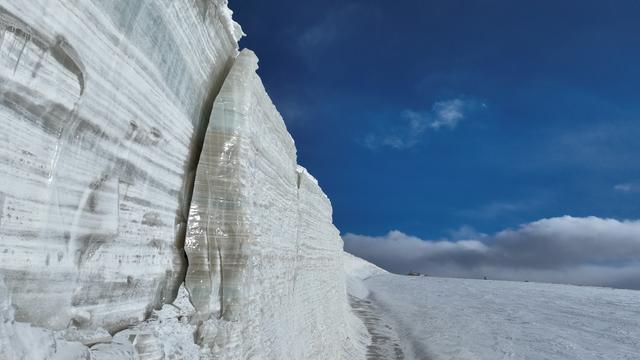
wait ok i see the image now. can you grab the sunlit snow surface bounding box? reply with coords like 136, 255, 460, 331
362, 274, 640, 360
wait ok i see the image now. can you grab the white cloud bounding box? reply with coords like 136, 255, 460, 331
614, 182, 640, 193
343, 216, 640, 290
361, 97, 482, 150
457, 199, 540, 219
447, 225, 486, 240
430, 99, 466, 129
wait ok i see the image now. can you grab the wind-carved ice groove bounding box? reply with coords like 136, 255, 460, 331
0, 7, 86, 93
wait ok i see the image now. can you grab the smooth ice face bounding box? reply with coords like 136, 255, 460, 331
185, 49, 299, 321
0, 0, 240, 331
185, 50, 298, 320
185, 50, 358, 359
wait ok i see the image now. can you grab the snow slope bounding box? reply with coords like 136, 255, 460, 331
361, 274, 640, 360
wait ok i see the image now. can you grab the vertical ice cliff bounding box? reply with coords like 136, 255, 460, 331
185, 51, 298, 319
0, 0, 240, 331
185, 50, 363, 359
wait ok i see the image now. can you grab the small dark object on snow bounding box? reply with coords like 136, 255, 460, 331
407, 271, 421, 276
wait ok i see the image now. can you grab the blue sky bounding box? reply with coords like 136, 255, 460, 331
230, 1, 640, 286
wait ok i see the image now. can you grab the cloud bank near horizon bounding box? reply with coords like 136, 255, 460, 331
343, 216, 640, 290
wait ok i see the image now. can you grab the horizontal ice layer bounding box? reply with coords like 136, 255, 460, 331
0, 0, 240, 331
185, 50, 363, 359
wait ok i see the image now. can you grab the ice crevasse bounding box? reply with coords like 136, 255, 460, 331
0, 1, 369, 359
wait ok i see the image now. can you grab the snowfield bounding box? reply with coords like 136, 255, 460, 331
358, 273, 640, 360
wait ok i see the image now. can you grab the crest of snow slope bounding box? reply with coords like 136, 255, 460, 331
0, 0, 241, 332
343, 251, 387, 298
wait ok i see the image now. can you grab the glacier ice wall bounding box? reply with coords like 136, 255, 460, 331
0, 1, 372, 359
185, 50, 361, 359
0, 0, 240, 331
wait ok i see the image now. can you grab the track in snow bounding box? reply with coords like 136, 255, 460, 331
349, 295, 406, 360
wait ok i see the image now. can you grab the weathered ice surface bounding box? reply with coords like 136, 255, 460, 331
0, 0, 241, 332
185, 50, 366, 359
1, 274, 204, 360
0, 276, 90, 360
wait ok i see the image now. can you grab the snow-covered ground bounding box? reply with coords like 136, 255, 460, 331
360, 273, 640, 360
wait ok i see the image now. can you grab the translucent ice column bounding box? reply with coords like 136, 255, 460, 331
185, 49, 299, 320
